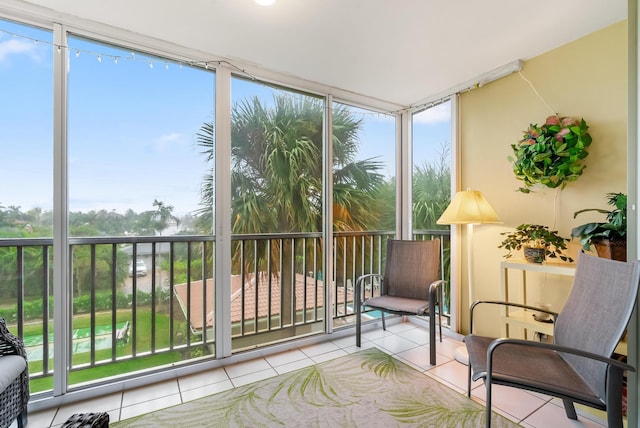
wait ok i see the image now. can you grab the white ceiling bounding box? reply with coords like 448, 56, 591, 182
9, 0, 629, 109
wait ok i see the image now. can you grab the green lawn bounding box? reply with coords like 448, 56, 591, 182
25, 308, 209, 393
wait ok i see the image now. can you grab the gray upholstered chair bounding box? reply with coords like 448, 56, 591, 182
465, 252, 639, 428
355, 239, 445, 366
0, 317, 29, 428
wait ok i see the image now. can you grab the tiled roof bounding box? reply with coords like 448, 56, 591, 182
174, 273, 353, 332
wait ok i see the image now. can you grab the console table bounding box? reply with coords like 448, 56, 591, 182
500, 259, 575, 339
500, 259, 627, 355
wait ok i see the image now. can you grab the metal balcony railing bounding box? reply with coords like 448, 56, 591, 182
0, 230, 450, 393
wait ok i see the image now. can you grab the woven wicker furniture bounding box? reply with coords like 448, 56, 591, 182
62, 412, 109, 427
0, 317, 29, 428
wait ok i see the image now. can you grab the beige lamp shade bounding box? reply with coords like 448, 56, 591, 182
437, 189, 501, 225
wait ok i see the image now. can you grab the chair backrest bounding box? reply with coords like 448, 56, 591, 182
383, 239, 441, 300
554, 252, 640, 399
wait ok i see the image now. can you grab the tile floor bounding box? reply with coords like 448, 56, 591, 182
20, 322, 609, 427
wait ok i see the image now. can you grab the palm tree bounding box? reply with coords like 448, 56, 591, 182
136, 200, 180, 236
412, 144, 451, 230
150, 199, 180, 236
196, 94, 387, 325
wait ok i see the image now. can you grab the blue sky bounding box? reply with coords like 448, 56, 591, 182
1, 19, 450, 218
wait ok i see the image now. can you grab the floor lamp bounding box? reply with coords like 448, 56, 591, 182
437, 189, 501, 365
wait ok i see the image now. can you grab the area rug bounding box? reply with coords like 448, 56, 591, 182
113, 347, 519, 427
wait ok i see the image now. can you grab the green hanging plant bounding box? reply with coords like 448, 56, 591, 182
510, 115, 592, 193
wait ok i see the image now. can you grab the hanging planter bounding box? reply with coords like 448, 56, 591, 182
510, 115, 592, 193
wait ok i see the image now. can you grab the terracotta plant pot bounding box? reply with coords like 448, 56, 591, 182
593, 239, 627, 262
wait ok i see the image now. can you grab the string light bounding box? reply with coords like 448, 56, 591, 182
0, 27, 220, 72
0, 26, 394, 118
0, 27, 266, 82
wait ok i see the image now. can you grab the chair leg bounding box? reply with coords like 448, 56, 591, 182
355, 290, 362, 347
485, 382, 492, 428
381, 312, 386, 330
429, 305, 436, 365
604, 366, 625, 428
437, 300, 443, 342
18, 410, 27, 428
561, 399, 577, 420
467, 362, 472, 397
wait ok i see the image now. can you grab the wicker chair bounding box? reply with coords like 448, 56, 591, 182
0, 317, 29, 428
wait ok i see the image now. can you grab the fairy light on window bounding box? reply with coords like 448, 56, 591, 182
0, 27, 243, 79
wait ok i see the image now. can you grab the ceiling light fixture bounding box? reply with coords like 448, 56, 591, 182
254, 0, 276, 5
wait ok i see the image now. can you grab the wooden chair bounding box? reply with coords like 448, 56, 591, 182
465, 252, 639, 427
355, 239, 445, 365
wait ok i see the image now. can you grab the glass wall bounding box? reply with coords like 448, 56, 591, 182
66, 35, 215, 387
0, 20, 53, 236
0, 18, 54, 391
0, 13, 427, 399
229, 78, 325, 350
331, 103, 396, 326
412, 100, 452, 316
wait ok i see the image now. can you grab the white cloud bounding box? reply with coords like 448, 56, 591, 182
412, 102, 451, 124
0, 38, 39, 62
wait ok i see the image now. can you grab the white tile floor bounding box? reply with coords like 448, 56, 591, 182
21, 321, 609, 427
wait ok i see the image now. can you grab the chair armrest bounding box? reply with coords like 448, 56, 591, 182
469, 300, 558, 334
486, 337, 636, 374
0, 317, 27, 358
355, 273, 384, 300
429, 280, 446, 306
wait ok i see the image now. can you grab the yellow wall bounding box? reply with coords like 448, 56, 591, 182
458, 20, 628, 336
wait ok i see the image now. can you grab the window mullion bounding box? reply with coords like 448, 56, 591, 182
52, 22, 70, 397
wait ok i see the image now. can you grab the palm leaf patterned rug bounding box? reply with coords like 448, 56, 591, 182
113, 347, 519, 427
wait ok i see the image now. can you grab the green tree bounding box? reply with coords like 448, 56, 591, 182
412, 144, 451, 230
196, 94, 386, 324
137, 200, 180, 236
196, 96, 385, 234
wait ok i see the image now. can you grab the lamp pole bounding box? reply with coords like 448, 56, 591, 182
453, 223, 475, 365
436, 189, 501, 365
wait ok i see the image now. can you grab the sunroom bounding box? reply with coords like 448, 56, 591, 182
0, 0, 637, 426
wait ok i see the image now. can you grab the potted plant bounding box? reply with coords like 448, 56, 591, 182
499, 224, 574, 263
510, 115, 592, 193
571, 192, 627, 261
